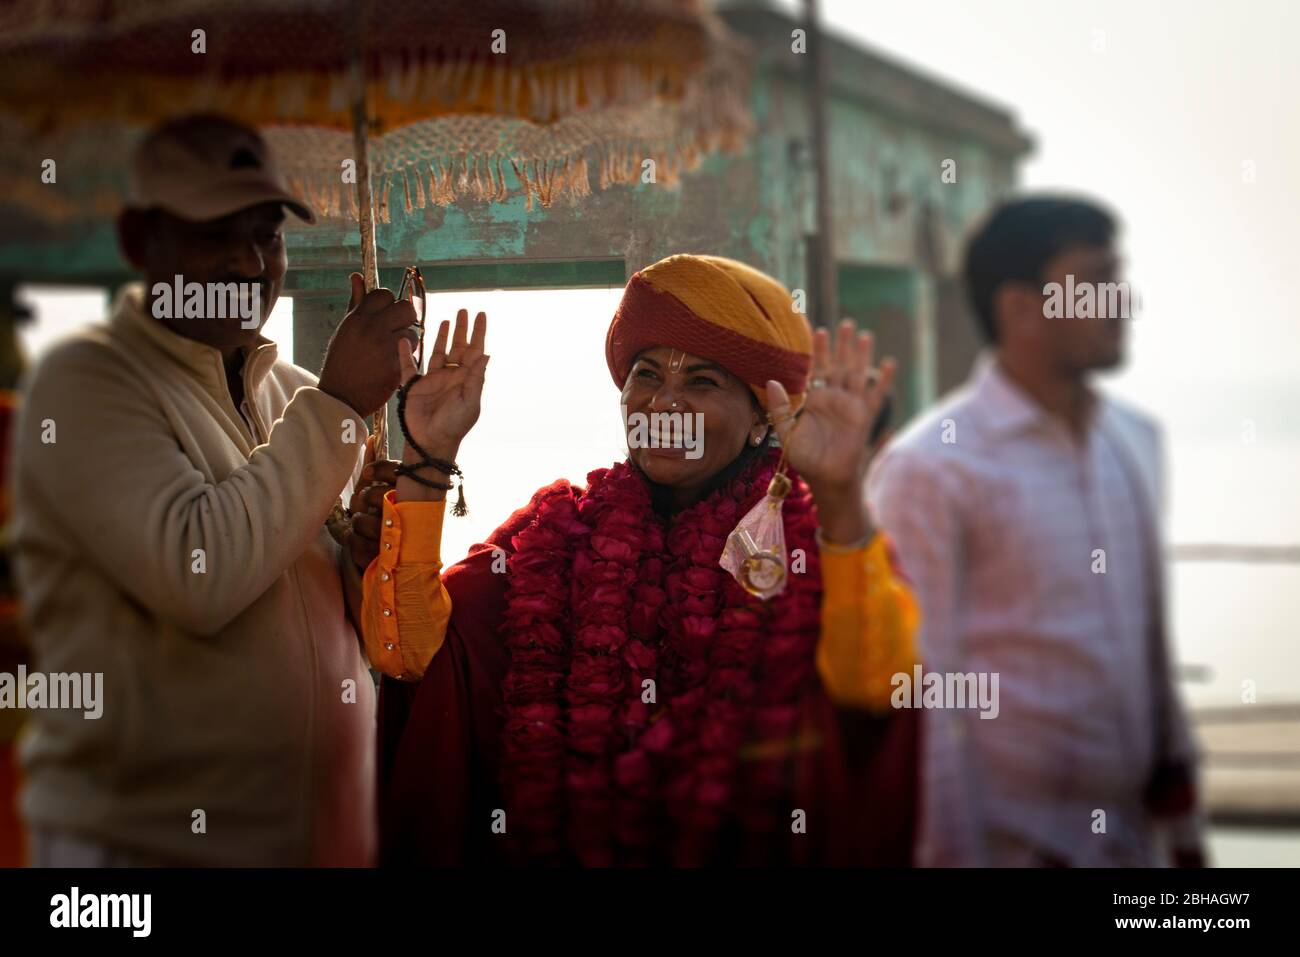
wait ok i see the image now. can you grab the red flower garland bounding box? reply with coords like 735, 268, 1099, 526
499, 448, 822, 865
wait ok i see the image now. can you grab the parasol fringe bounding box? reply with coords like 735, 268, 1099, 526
464, 56, 485, 109
441, 159, 453, 206
508, 66, 522, 116
444, 157, 457, 206
6, 36, 754, 224
2, 12, 757, 224
434, 56, 452, 104
432, 156, 444, 205
496, 155, 509, 202
380, 175, 393, 224
450, 54, 469, 105
509, 158, 530, 212
525, 67, 542, 123
11, 129, 736, 226
490, 59, 504, 115
438, 157, 452, 206
418, 55, 438, 105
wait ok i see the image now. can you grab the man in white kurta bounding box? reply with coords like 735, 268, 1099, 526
869, 196, 1204, 867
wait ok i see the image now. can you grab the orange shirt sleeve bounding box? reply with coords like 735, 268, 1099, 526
360, 490, 453, 682
815, 532, 919, 712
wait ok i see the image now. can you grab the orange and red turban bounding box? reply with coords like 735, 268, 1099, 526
605, 254, 814, 411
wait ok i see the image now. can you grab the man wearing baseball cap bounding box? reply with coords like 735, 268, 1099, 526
11, 114, 415, 865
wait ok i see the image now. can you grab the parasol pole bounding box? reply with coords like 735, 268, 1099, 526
325, 25, 387, 547
349, 7, 387, 458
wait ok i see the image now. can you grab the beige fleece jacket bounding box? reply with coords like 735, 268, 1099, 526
11, 284, 375, 866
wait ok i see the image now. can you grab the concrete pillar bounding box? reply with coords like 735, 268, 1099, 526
287, 289, 339, 374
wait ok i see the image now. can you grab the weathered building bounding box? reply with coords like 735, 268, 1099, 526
0, 2, 1031, 421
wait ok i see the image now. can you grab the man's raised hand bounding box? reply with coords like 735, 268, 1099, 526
318, 272, 421, 417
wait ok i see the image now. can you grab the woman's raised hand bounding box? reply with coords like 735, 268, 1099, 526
397, 308, 489, 463
766, 320, 895, 490
765, 320, 895, 543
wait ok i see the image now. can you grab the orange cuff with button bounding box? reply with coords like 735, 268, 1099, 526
360, 491, 453, 681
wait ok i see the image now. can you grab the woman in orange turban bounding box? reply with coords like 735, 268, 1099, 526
360, 254, 919, 866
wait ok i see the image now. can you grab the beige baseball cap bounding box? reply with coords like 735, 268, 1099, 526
128, 114, 316, 224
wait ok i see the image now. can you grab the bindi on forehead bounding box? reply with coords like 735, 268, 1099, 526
636, 346, 714, 370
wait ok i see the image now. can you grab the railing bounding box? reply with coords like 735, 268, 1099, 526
1192, 703, 1300, 828
1171, 544, 1300, 564
1168, 545, 1300, 827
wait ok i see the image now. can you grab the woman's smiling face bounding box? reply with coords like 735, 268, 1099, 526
620, 345, 768, 497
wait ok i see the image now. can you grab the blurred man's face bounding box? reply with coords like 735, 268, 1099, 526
123, 201, 288, 355
1038, 244, 1128, 373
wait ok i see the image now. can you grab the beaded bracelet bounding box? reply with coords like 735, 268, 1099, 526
395, 374, 468, 516
392, 464, 452, 491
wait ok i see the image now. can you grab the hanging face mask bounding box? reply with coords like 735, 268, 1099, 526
720, 468, 792, 600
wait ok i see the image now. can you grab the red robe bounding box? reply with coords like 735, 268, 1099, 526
376, 481, 920, 866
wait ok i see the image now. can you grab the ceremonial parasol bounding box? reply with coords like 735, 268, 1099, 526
0, 0, 752, 453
